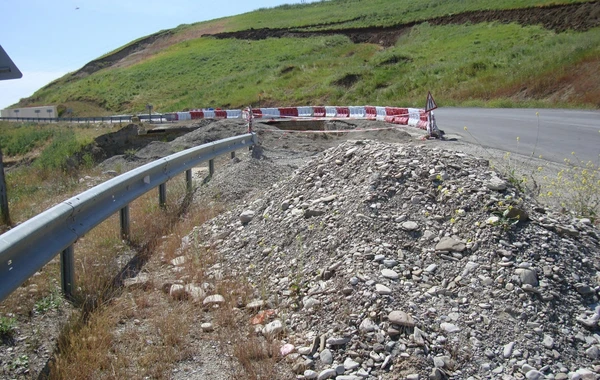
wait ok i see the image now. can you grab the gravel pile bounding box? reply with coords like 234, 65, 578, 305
191, 139, 600, 379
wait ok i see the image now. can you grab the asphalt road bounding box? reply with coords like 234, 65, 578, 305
434, 108, 600, 165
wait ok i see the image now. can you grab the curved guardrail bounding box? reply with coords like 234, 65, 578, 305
0, 114, 164, 123
0, 133, 257, 302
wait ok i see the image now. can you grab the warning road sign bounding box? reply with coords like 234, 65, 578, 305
425, 91, 437, 112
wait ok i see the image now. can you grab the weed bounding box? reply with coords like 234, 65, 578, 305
8, 354, 29, 370
540, 153, 600, 221
0, 315, 17, 339
34, 291, 62, 314
464, 118, 600, 222
231, 330, 280, 380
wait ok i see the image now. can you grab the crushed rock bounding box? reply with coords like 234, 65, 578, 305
190, 139, 600, 378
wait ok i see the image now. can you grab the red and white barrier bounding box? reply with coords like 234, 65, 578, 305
164, 104, 439, 136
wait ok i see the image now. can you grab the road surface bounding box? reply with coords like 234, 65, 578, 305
435, 108, 600, 165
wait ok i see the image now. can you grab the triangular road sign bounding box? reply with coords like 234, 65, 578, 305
425, 91, 437, 112
0, 45, 22, 81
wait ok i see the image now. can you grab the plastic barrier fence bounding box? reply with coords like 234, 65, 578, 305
163, 105, 437, 135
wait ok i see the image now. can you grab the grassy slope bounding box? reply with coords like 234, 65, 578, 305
229, 0, 588, 30
18, 0, 600, 114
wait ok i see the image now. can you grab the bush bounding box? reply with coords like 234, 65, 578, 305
540, 154, 600, 221
0, 315, 16, 340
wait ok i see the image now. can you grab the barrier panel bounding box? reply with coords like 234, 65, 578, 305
260, 108, 280, 118
336, 107, 350, 117
325, 106, 337, 118
203, 110, 215, 119
349, 106, 366, 118
190, 111, 204, 119
214, 110, 227, 118
313, 107, 326, 117
177, 112, 191, 121
279, 107, 299, 118
365, 106, 377, 119
376, 107, 387, 121
227, 110, 242, 118
297, 106, 313, 118
407, 108, 420, 127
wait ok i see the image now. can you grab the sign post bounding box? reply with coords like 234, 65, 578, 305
424, 91, 438, 138
0, 45, 22, 227
146, 104, 153, 123
0, 147, 10, 225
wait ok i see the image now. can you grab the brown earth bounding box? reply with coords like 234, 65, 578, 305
212, 2, 600, 47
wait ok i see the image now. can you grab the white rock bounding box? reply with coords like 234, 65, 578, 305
239, 210, 255, 223
203, 294, 225, 305
503, 341, 515, 358
381, 268, 399, 279
169, 284, 185, 299
263, 319, 284, 337
344, 357, 360, 370
440, 322, 460, 333
201, 322, 213, 332
375, 284, 392, 295
317, 368, 337, 380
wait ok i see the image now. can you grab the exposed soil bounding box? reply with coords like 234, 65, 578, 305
211, 2, 600, 47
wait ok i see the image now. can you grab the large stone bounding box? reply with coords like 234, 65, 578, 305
435, 237, 466, 252
317, 368, 337, 380
184, 284, 205, 302
440, 322, 460, 333
359, 318, 379, 332
486, 176, 508, 191
375, 284, 392, 295
263, 319, 284, 337
516, 268, 538, 287
381, 268, 399, 280
344, 357, 360, 370
504, 206, 529, 222
239, 210, 255, 223
169, 284, 185, 300
402, 221, 419, 231
319, 348, 333, 364
388, 310, 415, 327
203, 294, 225, 305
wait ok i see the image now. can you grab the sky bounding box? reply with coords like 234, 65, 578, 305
0, 0, 306, 110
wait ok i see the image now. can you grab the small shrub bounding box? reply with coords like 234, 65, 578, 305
34, 292, 62, 314
0, 315, 17, 340
540, 154, 600, 221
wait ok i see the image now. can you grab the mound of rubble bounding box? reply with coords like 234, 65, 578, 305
195, 140, 600, 379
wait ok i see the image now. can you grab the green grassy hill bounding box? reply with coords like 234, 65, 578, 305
15, 0, 600, 116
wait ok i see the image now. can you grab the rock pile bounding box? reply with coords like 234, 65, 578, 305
195, 140, 600, 379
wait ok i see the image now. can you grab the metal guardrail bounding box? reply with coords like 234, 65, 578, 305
0, 114, 167, 123
0, 133, 257, 302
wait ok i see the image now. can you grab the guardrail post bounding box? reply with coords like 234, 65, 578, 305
61, 245, 75, 301
209, 159, 214, 177
186, 169, 192, 193
120, 205, 130, 239
159, 183, 167, 207
0, 147, 10, 225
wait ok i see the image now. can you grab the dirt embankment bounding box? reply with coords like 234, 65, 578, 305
212, 2, 600, 47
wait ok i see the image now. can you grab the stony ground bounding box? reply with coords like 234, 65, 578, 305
1, 118, 599, 379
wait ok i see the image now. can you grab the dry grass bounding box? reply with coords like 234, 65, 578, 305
3, 149, 286, 379
231, 331, 281, 380
42, 170, 242, 379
